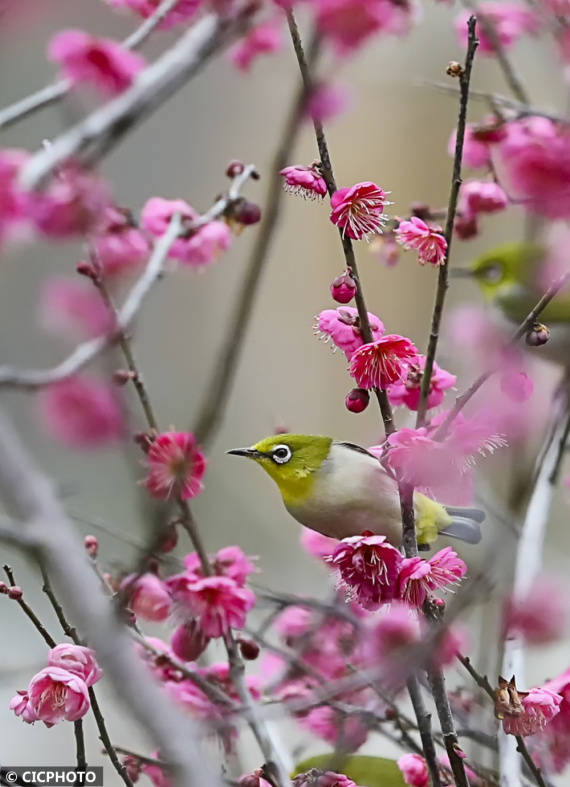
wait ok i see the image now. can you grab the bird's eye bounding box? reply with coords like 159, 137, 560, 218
272, 445, 292, 464
482, 262, 504, 283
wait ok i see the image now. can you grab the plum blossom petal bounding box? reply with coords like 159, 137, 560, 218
330, 181, 388, 239
328, 534, 403, 609
349, 335, 419, 390
315, 307, 385, 359
144, 432, 207, 500
395, 217, 447, 266
27, 667, 90, 725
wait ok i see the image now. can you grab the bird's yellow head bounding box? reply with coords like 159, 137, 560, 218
227, 433, 333, 504
468, 242, 543, 300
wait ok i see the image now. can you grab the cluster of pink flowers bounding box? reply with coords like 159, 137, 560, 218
328, 534, 466, 610
10, 644, 102, 726
387, 355, 456, 411
229, 21, 282, 72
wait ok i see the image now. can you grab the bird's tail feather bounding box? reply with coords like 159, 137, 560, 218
439, 506, 485, 544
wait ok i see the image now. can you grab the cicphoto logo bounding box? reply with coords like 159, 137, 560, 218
1, 768, 103, 786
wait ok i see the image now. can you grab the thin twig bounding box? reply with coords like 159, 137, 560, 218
108, 745, 168, 768
19, 11, 253, 189
407, 676, 443, 787
434, 271, 570, 441
90, 689, 135, 787
74, 721, 87, 771
515, 737, 547, 787
416, 16, 478, 427
0, 0, 183, 132
0, 213, 182, 388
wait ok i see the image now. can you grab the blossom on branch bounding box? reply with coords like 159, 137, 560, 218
27, 667, 90, 725
395, 217, 447, 266
349, 335, 419, 390
328, 533, 403, 609
144, 432, 207, 500
108, 0, 202, 30
315, 307, 385, 359
387, 355, 456, 411
47, 644, 102, 687
280, 164, 328, 199
120, 572, 172, 622
330, 181, 389, 239
397, 753, 428, 787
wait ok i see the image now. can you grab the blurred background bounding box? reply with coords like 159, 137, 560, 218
0, 0, 568, 782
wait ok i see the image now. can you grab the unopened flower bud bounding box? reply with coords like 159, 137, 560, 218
8, 586, 23, 600
345, 387, 370, 413
158, 522, 178, 553
226, 159, 244, 178
233, 199, 262, 226
410, 202, 432, 220
446, 60, 464, 77
84, 534, 98, 558
133, 431, 154, 452
526, 322, 550, 346
76, 261, 99, 281
238, 636, 260, 660
113, 369, 136, 386
330, 271, 357, 304
239, 770, 262, 787
123, 755, 141, 783
0, 581, 7, 593
171, 620, 209, 661
454, 215, 479, 240
147, 557, 160, 575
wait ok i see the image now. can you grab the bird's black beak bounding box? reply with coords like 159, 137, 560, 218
449, 267, 475, 278
226, 447, 263, 459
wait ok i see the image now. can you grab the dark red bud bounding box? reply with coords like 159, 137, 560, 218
239, 771, 262, 787
171, 621, 209, 662
345, 388, 370, 413
8, 586, 23, 600
158, 523, 179, 553
147, 557, 160, 575
0, 581, 7, 594
84, 534, 98, 558
234, 200, 261, 226
526, 322, 550, 346
410, 202, 432, 220
238, 637, 260, 661
226, 160, 245, 178
133, 431, 154, 453
454, 215, 479, 240
330, 271, 357, 304
76, 261, 99, 280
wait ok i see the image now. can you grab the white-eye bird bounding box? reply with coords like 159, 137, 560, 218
228, 434, 485, 548
467, 242, 570, 366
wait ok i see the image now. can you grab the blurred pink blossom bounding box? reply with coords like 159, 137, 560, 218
49, 30, 146, 95
0, 148, 29, 241
499, 369, 534, 402
144, 432, 206, 500
108, 0, 202, 29
455, 4, 539, 54
300, 705, 369, 751
306, 82, 350, 123
38, 376, 124, 448
229, 21, 282, 71
173, 576, 255, 637
93, 205, 150, 277
459, 180, 509, 218
397, 753, 428, 786
449, 124, 492, 169
40, 277, 112, 340
171, 621, 210, 662
313, 0, 418, 54
504, 577, 569, 644
120, 572, 172, 622
300, 528, 340, 561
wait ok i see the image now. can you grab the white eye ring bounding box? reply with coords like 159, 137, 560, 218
272, 444, 292, 464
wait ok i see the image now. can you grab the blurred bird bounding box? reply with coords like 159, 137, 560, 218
467, 242, 570, 364
228, 434, 484, 548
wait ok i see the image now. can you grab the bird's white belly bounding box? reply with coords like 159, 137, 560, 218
284, 444, 403, 545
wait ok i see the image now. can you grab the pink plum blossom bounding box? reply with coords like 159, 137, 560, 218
459, 180, 509, 218
141, 752, 172, 787
120, 572, 172, 622
397, 753, 428, 786
170, 621, 210, 662
300, 529, 339, 561
504, 577, 569, 644
40, 277, 113, 340
537, 669, 570, 773
182, 545, 256, 586
315, 306, 385, 359
497, 116, 570, 218
38, 376, 124, 448
144, 432, 207, 500
313, 0, 418, 54
25, 164, 110, 238
449, 124, 492, 169
108, 0, 202, 30
27, 667, 90, 725
280, 164, 328, 199
397, 548, 466, 607
229, 22, 282, 72
300, 705, 369, 751
47, 644, 102, 687
9, 691, 37, 724
274, 606, 315, 640
330, 181, 388, 239
92, 205, 150, 277
502, 686, 562, 736
387, 356, 456, 411
305, 82, 350, 123
0, 148, 29, 241
370, 601, 421, 662
173, 575, 255, 637
349, 335, 419, 390
141, 197, 231, 266
328, 534, 403, 609
395, 217, 447, 266
455, 4, 539, 54
49, 30, 146, 95
499, 369, 534, 402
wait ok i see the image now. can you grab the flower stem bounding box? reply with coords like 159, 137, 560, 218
416, 16, 478, 427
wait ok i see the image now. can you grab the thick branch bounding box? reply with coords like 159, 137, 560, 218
416, 16, 478, 426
